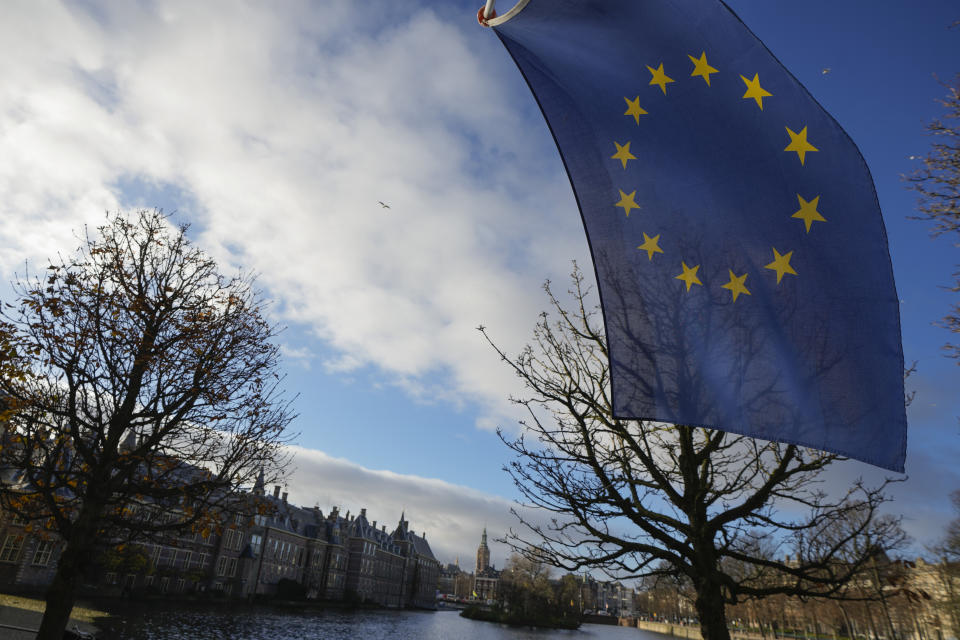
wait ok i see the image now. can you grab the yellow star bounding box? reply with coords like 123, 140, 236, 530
675, 262, 702, 291
740, 73, 772, 110
784, 126, 818, 165
688, 52, 718, 86
764, 248, 798, 284
647, 63, 675, 95
792, 194, 826, 232
611, 141, 637, 169
623, 96, 648, 124
637, 233, 663, 260
615, 190, 641, 217
721, 270, 751, 302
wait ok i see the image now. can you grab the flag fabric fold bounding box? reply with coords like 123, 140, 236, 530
491, 0, 906, 471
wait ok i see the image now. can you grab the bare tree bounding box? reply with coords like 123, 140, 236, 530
929, 491, 960, 634
907, 75, 960, 360
481, 265, 903, 640
0, 209, 295, 639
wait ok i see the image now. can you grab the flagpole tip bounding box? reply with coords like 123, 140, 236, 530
477, 6, 497, 27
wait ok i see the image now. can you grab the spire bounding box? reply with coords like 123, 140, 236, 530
119, 429, 137, 454
253, 468, 265, 496
476, 526, 491, 574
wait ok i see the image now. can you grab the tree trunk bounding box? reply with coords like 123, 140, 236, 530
37, 501, 102, 640
870, 559, 897, 640
752, 601, 767, 640
864, 602, 881, 640
836, 603, 854, 640
37, 538, 85, 639
694, 577, 731, 640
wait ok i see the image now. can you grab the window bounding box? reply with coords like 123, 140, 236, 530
183, 551, 193, 568
31, 540, 54, 566
160, 577, 169, 593
105, 572, 117, 585
223, 529, 235, 550
144, 576, 154, 587
216, 556, 229, 577
176, 578, 185, 592
0, 535, 24, 563
198, 553, 209, 568
227, 557, 238, 577
250, 534, 262, 556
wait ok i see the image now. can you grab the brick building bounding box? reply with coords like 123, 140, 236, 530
0, 468, 440, 608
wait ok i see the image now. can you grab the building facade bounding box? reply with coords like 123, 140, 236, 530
0, 473, 440, 609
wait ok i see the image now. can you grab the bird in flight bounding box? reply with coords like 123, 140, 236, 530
378, 201, 391, 209
821, 67, 831, 75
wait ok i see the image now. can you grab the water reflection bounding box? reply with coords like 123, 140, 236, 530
98, 605, 664, 640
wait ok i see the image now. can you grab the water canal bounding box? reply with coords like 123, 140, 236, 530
97, 605, 671, 640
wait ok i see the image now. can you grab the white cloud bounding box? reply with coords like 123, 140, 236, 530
279, 344, 315, 370
283, 445, 522, 568
279, 438, 960, 576
0, 0, 586, 433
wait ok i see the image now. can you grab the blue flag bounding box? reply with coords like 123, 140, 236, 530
490, 0, 906, 471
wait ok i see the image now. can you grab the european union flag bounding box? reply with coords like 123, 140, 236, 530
489, 0, 907, 471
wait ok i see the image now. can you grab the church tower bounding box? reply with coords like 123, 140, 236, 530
475, 528, 490, 574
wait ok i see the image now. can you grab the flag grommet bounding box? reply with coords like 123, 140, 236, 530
477, 6, 496, 26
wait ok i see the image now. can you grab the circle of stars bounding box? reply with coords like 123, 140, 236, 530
610, 51, 827, 303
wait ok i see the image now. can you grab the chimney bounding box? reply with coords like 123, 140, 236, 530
282, 492, 288, 503
360, 508, 366, 518
273, 485, 281, 498
382, 525, 386, 532
372, 521, 377, 529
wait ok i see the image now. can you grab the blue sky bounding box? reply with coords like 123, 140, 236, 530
0, 0, 958, 569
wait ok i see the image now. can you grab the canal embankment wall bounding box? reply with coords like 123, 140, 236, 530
618, 618, 765, 640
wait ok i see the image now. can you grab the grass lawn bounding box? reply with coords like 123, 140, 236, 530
0, 593, 110, 624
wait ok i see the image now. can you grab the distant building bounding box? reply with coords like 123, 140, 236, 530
476, 528, 490, 574
0, 467, 440, 608
472, 528, 499, 601
595, 580, 635, 616
438, 559, 462, 596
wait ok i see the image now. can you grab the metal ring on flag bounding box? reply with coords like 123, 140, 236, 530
477, 0, 530, 27
477, 6, 496, 26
